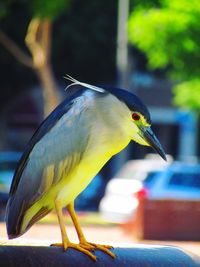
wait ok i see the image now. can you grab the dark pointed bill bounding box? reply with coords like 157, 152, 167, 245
139, 126, 167, 161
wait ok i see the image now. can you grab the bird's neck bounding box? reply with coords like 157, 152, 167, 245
86, 94, 132, 157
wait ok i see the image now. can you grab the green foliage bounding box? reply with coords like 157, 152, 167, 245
128, 0, 200, 111
30, 0, 71, 19
174, 80, 200, 112
129, 0, 160, 10
0, 0, 11, 18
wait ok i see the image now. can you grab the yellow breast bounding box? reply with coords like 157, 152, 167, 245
56, 132, 130, 206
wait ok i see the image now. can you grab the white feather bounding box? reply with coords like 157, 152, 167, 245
64, 74, 105, 93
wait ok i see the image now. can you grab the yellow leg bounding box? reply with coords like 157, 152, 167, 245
51, 200, 96, 261
67, 202, 115, 259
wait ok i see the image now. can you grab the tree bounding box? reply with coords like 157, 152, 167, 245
128, 0, 200, 112
0, 0, 70, 116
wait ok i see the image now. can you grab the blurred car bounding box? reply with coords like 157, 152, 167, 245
100, 158, 200, 223
99, 178, 146, 223
140, 162, 200, 240
146, 162, 200, 200
99, 156, 170, 223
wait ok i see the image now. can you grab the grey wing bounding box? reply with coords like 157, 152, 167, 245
6, 100, 91, 238
15, 108, 89, 206
28, 112, 89, 203
9, 88, 85, 196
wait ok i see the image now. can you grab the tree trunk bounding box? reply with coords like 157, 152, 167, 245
0, 17, 61, 117
36, 65, 60, 116
25, 17, 60, 117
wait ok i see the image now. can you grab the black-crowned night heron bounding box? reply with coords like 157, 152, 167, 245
6, 75, 166, 261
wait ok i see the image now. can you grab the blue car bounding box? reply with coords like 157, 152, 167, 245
0, 152, 22, 199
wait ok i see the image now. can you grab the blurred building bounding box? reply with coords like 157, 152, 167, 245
0, 87, 43, 151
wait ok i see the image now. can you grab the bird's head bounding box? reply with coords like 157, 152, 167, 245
104, 86, 166, 161
128, 110, 166, 161
65, 75, 167, 161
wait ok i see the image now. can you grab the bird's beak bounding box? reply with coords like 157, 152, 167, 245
139, 126, 167, 161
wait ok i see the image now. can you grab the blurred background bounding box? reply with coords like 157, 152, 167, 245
0, 0, 200, 256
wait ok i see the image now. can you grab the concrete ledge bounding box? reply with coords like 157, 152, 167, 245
0, 244, 200, 267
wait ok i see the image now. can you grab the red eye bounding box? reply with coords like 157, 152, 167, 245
132, 113, 140, 121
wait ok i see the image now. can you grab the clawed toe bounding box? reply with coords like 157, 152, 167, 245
79, 242, 95, 251
69, 243, 97, 261
50, 242, 96, 261
80, 242, 116, 259
50, 242, 68, 250
94, 244, 115, 258
50, 241, 115, 260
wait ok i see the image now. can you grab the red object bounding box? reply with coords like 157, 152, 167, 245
135, 187, 149, 200
123, 199, 200, 241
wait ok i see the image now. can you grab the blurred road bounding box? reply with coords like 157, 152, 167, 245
0, 222, 200, 257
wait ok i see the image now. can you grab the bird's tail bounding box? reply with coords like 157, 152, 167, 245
6, 195, 51, 239
6, 196, 25, 239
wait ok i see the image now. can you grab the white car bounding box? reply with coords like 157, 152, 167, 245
99, 156, 170, 223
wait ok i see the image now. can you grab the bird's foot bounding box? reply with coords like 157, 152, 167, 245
79, 241, 115, 258
51, 242, 97, 261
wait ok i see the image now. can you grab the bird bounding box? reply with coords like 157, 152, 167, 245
6, 75, 166, 261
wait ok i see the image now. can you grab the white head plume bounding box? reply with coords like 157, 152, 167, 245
64, 74, 105, 93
